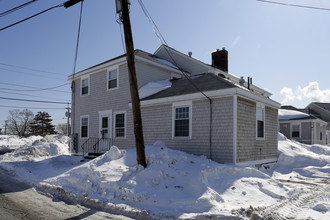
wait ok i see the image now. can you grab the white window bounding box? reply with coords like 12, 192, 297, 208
115, 112, 126, 138
80, 116, 89, 138
81, 77, 89, 96
291, 124, 300, 138
256, 104, 265, 139
172, 101, 192, 138
108, 69, 118, 90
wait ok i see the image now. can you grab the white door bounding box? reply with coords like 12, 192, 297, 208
99, 110, 112, 139
98, 110, 112, 152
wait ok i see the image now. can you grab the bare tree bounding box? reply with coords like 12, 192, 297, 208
7, 109, 34, 137
56, 123, 71, 136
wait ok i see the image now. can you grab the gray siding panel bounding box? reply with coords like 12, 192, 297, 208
141, 97, 234, 163
72, 62, 173, 152
236, 97, 278, 163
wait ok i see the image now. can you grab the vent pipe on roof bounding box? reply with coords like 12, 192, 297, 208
188, 51, 192, 57
211, 47, 228, 72
239, 76, 245, 86
247, 77, 252, 90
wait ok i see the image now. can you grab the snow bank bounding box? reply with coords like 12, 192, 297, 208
278, 109, 310, 120
139, 79, 171, 99
0, 135, 43, 153
270, 133, 330, 180
41, 143, 288, 219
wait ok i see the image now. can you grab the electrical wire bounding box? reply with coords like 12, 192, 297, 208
0, 62, 67, 76
256, 0, 330, 11
0, 0, 38, 17
0, 3, 64, 32
0, 67, 65, 81
0, 105, 65, 110
0, 82, 70, 93
0, 90, 70, 102
0, 96, 70, 104
71, 0, 84, 139
137, 0, 211, 102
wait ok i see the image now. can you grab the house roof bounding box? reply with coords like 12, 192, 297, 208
68, 49, 180, 80
311, 102, 330, 112
141, 73, 237, 101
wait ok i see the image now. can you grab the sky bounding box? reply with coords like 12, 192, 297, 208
1, 0, 330, 130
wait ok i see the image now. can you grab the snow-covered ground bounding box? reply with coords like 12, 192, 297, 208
0, 134, 329, 219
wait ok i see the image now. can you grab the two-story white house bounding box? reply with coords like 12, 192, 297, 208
69, 45, 280, 166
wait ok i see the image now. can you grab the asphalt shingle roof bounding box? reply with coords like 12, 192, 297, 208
141, 73, 237, 100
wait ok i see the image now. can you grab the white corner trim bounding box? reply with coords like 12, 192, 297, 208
233, 96, 237, 165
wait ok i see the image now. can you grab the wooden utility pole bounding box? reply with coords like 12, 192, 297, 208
117, 0, 147, 167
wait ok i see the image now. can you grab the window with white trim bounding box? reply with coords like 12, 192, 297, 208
115, 112, 125, 138
81, 116, 89, 138
81, 77, 89, 96
292, 124, 300, 138
174, 106, 190, 137
256, 105, 265, 138
108, 69, 118, 90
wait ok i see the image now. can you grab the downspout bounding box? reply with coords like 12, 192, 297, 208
209, 99, 213, 160
233, 95, 237, 164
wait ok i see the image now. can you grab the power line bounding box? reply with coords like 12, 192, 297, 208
0, 96, 70, 104
0, 3, 64, 32
0, 0, 38, 17
0, 82, 70, 93
0, 90, 70, 102
0, 105, 65, 110
0, 67, 65, 81
257, 0, 330, 11
0, 62, 67, 76
137, 0, 211, 102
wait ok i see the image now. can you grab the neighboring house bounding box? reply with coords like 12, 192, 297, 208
279, 109, 327, 145
306, 102, 330, 144
69, 45, 280, 166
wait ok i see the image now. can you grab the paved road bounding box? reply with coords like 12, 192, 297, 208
0, 170, 133, 220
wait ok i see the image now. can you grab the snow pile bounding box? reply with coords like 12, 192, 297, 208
278, 109, 310, 120
41, 142, 288, 219
0, 135, 43, 154
0, 135, 70, 160
139, 79, 171, 99
270, 133, 330, 180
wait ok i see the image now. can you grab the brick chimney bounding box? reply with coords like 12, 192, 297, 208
212, 47, 228, 72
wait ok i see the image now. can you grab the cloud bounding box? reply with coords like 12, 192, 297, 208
280, 82, 330, 104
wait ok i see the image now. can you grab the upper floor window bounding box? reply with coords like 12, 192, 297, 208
256, 105, 265, 139
108, 69, 118, 90
81, 78, 89, 96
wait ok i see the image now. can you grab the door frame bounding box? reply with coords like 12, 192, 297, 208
98, 110, 112, 139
